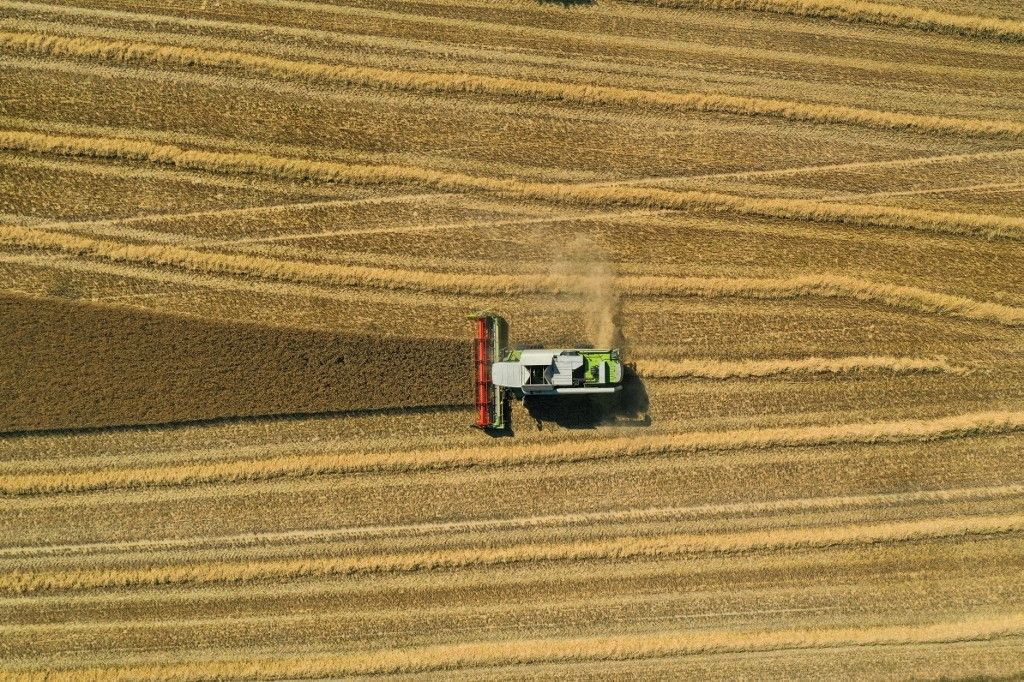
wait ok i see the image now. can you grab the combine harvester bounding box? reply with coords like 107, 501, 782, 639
472, 313, 624, 431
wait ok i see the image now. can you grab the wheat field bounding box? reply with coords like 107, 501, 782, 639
1, 0, 1023, 678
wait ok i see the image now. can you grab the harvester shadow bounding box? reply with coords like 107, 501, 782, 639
0, 404, 472, 439
524, 365, 650, 430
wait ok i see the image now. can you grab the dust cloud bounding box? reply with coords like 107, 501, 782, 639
553, 235, 625, 350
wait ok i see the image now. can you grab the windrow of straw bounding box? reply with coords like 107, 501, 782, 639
635, 355, 964, 379
637, 0, 1024, 42
3, 224, 1023, 325
2, 514, 1021, 594
8, 0, 1020, 86
2, 30, 1024, 138
8, 612, 1024, 680
3, 411, 1023, 495
3, 129, 1024, 239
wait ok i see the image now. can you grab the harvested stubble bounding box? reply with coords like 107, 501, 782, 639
0, 291, 469, 432
3, 223, 1022, 325
2, 0, 1024, 678
4, 409, 1022, 495
3, 30, 1024, 138
7, 613, 1024, 680
634, 355, 964, 378
638, 0, 1024, 41
4, 130, 1024, 239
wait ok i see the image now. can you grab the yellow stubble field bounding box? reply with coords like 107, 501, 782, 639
1, 0, 1024, 678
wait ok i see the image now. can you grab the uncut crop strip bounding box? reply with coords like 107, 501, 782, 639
3, 483, 1021, 559
636, 0, 1024, 42
3, 224, 1023, 325
3, 31, 1024, 139
2, 513, 1023, 594
4, 131, 1024, 240
635, 356, 965, 379
2, 411, 1022, 495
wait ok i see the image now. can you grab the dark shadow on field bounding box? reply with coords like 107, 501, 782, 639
481, 397, 517, 438
537, 0, 594, 6
0, 404, 472, 439
0, 291, 471, 433
524, 364, 651, 430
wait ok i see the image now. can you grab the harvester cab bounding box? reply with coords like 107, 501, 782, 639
471, 313, 624, 431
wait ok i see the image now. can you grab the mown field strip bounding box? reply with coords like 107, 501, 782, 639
0, 193, 457, 246
5, 582, 1018, 665
208, 208, 668, 246
7, 0, 1019, 85
2, 411, 1022, 496
7, 17, 1022, 130
3, 30, 1024, 139
0, 10, 710, 86
4, 483, 1020, 559
5, 130, 1024, 241
636, 0, 1024, 41
635, 355, 965, 378
6, 611, 1024, 680
4, 568, 1015, 635
257, 0, 1024, 56
3, 512, 1023, 594
4, 223, 1023, 325
7, 537, 1019, 623
0, 15, 729, 98
0, 152, 346, 197
0, 250, 514, 314
821, 180, 1024, 202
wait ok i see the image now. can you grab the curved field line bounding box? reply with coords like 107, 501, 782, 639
11, 114, 1024, 202
822, 180, 1024, 202
2, 411, 1022, 496
2, 514, 1022, 594
635, 355, 965, 378
3, 224, 1024, 324
637, 0, 1024, 42
0, 253, 524, 316
10, 612, 1024, 679
4, 130, 1024, 241
3, 483, 1021, 559
616, 148, 1024, 186
215, 208, 667, 246
4, 193, 455, 246
2, 31, 1024, 139
63, 193, 452, 229
2, 224, 1023, 325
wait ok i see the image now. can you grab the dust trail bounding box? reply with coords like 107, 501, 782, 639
636, 0, 1024, 42
551, 235, 625, 349
635, 355, 965, 378
3, 30, 1024, 139
2, 410, 1022, 495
